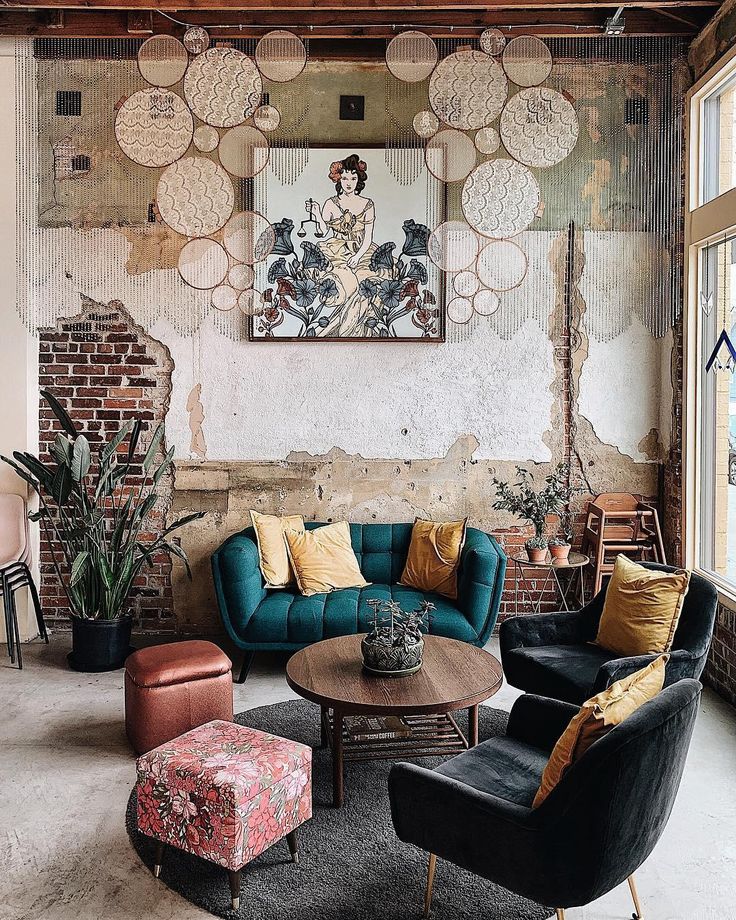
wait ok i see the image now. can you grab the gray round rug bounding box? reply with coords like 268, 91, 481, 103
126, 700, 554, 920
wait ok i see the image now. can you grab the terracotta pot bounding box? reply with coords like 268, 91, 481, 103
549, 543, 572, 562
526, 546, 547, 563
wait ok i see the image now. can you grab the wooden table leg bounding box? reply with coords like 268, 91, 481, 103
332, 709, 344, 807
320, 706, 328, 748
468, 704, 479, 747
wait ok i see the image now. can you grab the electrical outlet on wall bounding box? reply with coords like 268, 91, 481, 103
340, 95, 365, 121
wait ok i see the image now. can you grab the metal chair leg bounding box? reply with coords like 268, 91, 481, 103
2, 574, 15, 663
286, 830, 299, 864
424, 853, 436, 918
153, 841, 165, 878
24, 565, 48, 643
628, 874, 644, 919
236, 651, 255, 684
228, 869, 241, 911
7, 582, 21, 670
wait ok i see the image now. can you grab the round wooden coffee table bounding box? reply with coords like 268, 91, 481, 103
286, 634, 503, 806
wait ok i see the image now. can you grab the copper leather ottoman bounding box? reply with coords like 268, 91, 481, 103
125, 640, 233, 755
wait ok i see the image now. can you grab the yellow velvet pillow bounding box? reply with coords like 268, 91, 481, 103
399, 517, 467, 600
533, 655, 668, 807
284, 521, 370, 597
595, 555, 690, 657
250, 511, 305, 589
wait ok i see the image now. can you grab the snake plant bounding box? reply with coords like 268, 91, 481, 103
1, 390, 204, 620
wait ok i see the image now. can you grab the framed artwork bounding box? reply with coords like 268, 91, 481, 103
249, 146, 445, 341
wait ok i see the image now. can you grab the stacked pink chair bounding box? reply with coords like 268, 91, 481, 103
0, 494, 48, 669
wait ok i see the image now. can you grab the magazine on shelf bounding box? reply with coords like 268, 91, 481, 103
345, 715, 412, 742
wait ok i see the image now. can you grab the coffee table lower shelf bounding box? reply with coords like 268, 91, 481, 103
320, 704, 478, 806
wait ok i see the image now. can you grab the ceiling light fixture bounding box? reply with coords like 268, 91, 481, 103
604, 6, 626, 36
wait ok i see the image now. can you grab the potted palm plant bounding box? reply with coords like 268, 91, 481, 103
1, 390, 204, 672
492, 464, 572, 563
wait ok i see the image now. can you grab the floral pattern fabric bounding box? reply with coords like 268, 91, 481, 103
136, 720, 312, 870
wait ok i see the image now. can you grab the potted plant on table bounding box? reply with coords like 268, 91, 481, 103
362, 599, 434, 677
492, 464, 572, 563
549, 509, 574, 561
1, 390, 204, 672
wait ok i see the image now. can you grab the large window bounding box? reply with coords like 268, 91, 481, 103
687, 47, 736, 595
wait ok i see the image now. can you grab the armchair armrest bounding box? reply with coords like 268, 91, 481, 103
457, 530, 506, 643
499, 608, 591, 655
211, 532, 267, 643
591, 648, 699, 695
506, 694, 579, 753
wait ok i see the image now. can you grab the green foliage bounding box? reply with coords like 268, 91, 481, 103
1, 390, 205, 621
492, 463, 575, 539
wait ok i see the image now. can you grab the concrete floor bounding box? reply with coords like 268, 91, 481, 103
1, 636, 735, 920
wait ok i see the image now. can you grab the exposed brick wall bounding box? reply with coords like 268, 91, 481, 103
38, 297, 176, 633
707, 603, 736, 707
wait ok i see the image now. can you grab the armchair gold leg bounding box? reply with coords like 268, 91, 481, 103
555, 911, 565, 920
424, 853, 437, 918
628, 875, 644, 919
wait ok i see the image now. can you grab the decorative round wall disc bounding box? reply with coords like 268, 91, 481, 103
428, 221, 479, 273
424, 128, 477, 183
474, 289, 501, 316
238, 288, 263, 315
193, 124, 219, 153
177, 238, 229, 289
157, 156, 235, 237
184, 47, 262, 128
500, 87, 578, 168
429, 50, 507, 130
386, 31, 438, 83
253, 104, 281, 132
413, 110, 439, 139
477, 239, 528, 291
453, 270, 480, 298
474, 126, 501, 156
255, 30, 307, 83
447, 296, 474, 325
462, 159, 540, 239
219, 125, 270, 178
137, 35, 189, 88
228, 263, 255, 291
115, 88, 193, 168
480, 28, 506, 56
211, 284, 238, 311
223, 211, 276, 264
502, 36, 553, 88
183, 27, 210, 55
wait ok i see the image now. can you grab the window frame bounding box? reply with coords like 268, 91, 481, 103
685, 42, 736, 606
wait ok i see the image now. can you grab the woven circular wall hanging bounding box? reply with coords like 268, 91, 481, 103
474, 126, 501, 156
461, 159, 540, 239
502, 36, 553, 87
184, 47, 262, 128
177, 238, 229, 290
429, 50, 507, 130
219, 125, 270, 179
253, 104, 281, 132
413, 110, 439, 139
447, 296, 474, 324
386, 31, 438, 83
157, 157, 235, 237
424, 128, 477, 183
480, 29, 507, 56
183, 27, 210, 55
500, 87, 579, 168
193, 124, 219, 153
137, 35, 189, 88
473, 289, 502, 316
223, 211, 276, 264
115, 88, 193, 168
453, 271, 480, 298
476, 239, 528, 291
255, 30, 307, 83
428, 221, 479, 273
228, 263, 255, 290
211, 284, 239, 311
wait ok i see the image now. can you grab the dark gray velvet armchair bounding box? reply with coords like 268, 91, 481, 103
500, 563, 717, 704
389, 680, 701, 919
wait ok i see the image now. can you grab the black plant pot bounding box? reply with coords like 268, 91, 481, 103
67, 616, 134, 672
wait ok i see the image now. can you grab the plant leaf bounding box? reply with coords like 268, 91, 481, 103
41, 389, 77, 438
142, 424, 165, 474
101, 419, 134, 463
50, 433, 73, 467
52, 463, 72, 505
70, 551, 90, 587
71, 436, 91, 482
98, 555, 114, 591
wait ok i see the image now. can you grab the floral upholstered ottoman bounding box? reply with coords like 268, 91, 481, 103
135, 719, 312, 910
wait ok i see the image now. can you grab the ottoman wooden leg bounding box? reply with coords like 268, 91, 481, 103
286, 830, 299, 864
153, 841, 165, 878
228, 869, 241, 911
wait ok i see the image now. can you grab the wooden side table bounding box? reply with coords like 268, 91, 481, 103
286, 634, 503, 807
510, 551, 589, 616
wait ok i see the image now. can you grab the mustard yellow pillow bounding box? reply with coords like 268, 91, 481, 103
399, 518, 467, 600
595, 555, 690, 657
284, 521, 369, 597
533, 655, 667, 807
250, 511, 305, 589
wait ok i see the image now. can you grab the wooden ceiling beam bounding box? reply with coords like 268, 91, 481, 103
0, 0, 720, 10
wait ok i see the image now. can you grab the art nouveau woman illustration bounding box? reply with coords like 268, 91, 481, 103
304, 153, 380, 336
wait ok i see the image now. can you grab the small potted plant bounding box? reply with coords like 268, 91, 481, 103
362, 599, 434, 677
493, 464, 572, 563
2, 390, 205, 672
549, 510, 574, 561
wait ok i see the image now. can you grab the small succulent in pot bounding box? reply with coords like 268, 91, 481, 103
548, 536, 571, 562
525, 534, 549, 563
362, 599, 434, 677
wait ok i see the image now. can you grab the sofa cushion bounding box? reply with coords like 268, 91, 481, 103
241, 583, 479, 646
502, 643, 619, 705
436, 736, 547, 807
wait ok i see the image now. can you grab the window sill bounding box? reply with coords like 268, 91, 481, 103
695, 567, 736, 612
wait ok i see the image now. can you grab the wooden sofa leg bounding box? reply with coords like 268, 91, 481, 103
236, 651, 255, 684
628, 875, 644, 919
424, 853, 436, 918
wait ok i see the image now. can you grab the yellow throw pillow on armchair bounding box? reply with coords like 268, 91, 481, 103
595, 555, 690, 657
533, 654, 668, 807
284, 521, 370, 597
250, 511, 305, 589
399, 517, 467, 600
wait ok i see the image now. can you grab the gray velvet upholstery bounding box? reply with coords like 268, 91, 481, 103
389, 681, 701, 910
500, 563, 718, 704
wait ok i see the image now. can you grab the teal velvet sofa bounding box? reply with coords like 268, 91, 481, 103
212, 521, 507, 682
